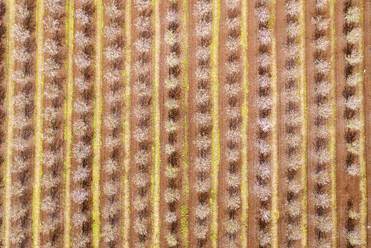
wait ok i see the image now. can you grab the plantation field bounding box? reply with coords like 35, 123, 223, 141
0, 0, 369, 247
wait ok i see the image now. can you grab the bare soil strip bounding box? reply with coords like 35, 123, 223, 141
64, 0, 75, 247
0, 2, 6, 246
364, 0, 371, 244
276, 0, 290, 244
4, 1, 15, 246
33, 0, 44, 245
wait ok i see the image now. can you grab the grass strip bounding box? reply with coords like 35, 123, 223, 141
181, 0, 190, 246
357, 0, 367, 244
328, 0, 337, 245
151, 0, 161, 246
240, 0, 249, 247
210, 0, 220, 246
122, 0, 132, 247
270, 0, 279, 246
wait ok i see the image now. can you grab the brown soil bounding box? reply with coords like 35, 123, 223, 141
0, 1, 6, 247
246, 0, 259, 245
364, 0, 371, 244
275, 0, 287, 244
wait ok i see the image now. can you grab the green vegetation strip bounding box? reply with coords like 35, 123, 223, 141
240, 0, 249, 247
357, 0, 367, 244
122, 0, 132, 247
181, 0, 190, 246
151, 0, 161, 246
328, 0, 337, 245
210, 0, 220, 246
270, 0, 279, 246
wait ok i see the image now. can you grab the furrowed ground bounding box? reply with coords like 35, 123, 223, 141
0, 0, 369, 247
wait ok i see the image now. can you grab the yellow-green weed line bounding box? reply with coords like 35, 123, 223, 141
92, 0, 102, 247
0, 0, 368, 247
122, 0, 132, 247
180, 0, 190, 247
151, 0, 160, 247
210, 0, 220, 246
240, 0, 249, 246
64, 0, 74, 247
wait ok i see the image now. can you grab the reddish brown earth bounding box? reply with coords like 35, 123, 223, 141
0, 1, 6, 246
